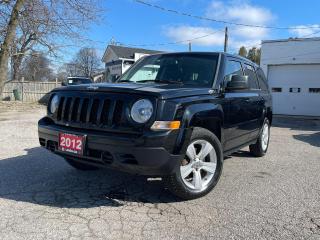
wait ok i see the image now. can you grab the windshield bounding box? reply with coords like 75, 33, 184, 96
119, 54, 219, 87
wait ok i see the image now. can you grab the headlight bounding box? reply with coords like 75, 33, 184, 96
49, 95, 59, 114
131, 99, 153, 123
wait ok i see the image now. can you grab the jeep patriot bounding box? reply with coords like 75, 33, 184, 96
38, 52, 272, 199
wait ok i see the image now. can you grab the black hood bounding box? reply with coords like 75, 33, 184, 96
54, 82, 211, 99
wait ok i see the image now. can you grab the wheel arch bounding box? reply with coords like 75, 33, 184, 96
266, 107, 273, 125
174, 103, 224, 155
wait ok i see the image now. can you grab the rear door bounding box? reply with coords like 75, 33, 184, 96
242, 63, 264, 141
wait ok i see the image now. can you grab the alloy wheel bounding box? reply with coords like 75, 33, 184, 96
180, 139, 217, 192
261, 123, 269, 151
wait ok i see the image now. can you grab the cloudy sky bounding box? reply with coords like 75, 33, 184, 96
63, 0, 320, 61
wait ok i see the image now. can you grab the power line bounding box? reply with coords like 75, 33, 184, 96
300, 29, 320, 38
114, 29, 225, 47
236, 29, 320, 51
134, 0, 320, 30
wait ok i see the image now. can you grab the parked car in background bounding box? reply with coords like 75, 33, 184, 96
38, 52, 272, 200
62, 77, 93, 86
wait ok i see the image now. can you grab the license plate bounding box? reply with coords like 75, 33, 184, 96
58, 133, 85, 155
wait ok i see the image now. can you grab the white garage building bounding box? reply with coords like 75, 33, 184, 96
261, 37, 320, 117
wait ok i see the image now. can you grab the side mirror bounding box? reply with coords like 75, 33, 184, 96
226, 75, 249, 90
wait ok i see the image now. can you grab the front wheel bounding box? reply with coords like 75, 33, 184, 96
249, 118, 270, 157
164, 127, 223, 200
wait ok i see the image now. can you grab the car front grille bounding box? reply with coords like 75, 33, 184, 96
51, 92, 147, 132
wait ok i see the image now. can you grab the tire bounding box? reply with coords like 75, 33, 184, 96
164, 127, 223, 200
64, 158, 100, 171
249, 118, 270, 157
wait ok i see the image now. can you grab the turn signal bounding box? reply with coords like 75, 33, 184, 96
151, 121, 181, 130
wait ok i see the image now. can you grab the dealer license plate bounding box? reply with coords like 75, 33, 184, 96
58, 133, 85, 155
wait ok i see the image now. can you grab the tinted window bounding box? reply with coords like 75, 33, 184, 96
119, 54, 219, 87
224, 60, 243, 84
244, 64, 259, 89
256, 68, 269, 91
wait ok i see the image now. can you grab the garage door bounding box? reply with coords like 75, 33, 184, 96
268, 64, 320, 116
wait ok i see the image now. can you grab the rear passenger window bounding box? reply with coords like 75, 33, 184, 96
244, 64, 259, 89
256, 68, 269, 91
224, 60, 243, 84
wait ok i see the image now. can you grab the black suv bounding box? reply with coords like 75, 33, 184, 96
38, 52, 272, 199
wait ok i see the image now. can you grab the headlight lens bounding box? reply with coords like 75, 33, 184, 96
49, 95, 59, 114
131, 99, 153, 123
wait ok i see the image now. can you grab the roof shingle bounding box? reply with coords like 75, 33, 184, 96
109, 45, 162, 59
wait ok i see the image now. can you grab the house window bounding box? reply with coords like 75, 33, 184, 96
309, 88, 320, 93
272, 88, 282, 92
289, 88, 301, 93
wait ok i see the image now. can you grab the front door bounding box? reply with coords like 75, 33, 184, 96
223, 60, 263, 151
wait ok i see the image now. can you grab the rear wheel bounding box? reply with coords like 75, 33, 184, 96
164, 127, 223, 200
249, 119, 270, 157
64, 158, 100, 171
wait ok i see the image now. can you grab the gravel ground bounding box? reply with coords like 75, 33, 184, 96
0, 103, 319, 240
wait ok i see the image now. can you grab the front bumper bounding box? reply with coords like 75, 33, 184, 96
38, 117, 185, 176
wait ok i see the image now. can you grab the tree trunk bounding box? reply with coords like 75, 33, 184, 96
12, 54, 23, 81
0, 0, 25, 96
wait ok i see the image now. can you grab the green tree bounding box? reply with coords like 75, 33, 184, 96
238, 46, 247, 57
247, 47, 261, 65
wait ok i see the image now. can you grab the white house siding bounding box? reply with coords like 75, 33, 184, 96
261, 38, 320, 117
134, 53, 149, 61
122, 60, 134, 74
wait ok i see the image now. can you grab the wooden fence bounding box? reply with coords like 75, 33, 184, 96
2, 81, 61, 102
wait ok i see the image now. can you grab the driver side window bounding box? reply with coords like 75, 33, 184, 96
224, 60, 243, 85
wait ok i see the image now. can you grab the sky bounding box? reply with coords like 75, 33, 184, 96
59, 0, 320, 64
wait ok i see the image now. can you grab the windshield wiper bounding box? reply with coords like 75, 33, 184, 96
137, 80, 156, 83
118, 80, 132, 83
118, 79, 183, 84
119, 80, 155, 83
155, 79, 183, 85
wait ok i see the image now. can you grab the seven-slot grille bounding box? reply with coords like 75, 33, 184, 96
54, 93, 128, 130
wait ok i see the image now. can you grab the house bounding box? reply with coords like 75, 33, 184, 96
261, 37, 320, 117
101, 45, 162, 82
92, 71, 105, 83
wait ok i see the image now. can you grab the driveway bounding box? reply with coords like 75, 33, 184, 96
0, 103, 319, 240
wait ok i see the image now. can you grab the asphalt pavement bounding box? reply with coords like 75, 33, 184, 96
0, 103, 319, 240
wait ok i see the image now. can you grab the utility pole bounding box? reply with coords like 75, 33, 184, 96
224, 27, 228, 53
188, 42, 192, 52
